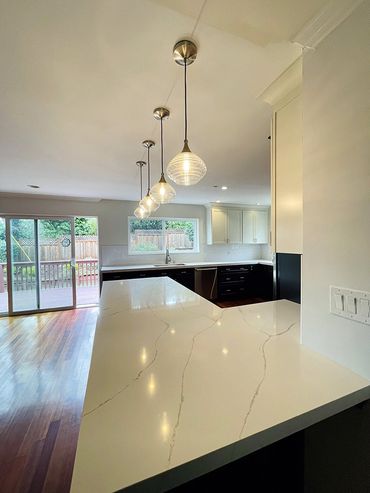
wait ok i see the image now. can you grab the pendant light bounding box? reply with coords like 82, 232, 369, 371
167, 39, 206, 186
139, 140, 159, 214
150, 107, 176, 204
134, 161, 150, 219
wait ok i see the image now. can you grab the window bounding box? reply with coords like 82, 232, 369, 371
128, 217, 199, 255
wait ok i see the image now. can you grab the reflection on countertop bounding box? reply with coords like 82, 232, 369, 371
71, 277, 370, 493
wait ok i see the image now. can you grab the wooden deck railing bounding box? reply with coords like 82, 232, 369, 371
0, 260, 99, 292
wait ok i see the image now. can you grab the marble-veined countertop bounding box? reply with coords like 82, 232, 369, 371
71, 277, 369, 493
101, 259, 273, 272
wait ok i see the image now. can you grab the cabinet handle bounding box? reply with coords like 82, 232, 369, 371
226, 277, 231, 281
226, 289, 231, 292
139, 273, 146, 277
240, 276, 245, 280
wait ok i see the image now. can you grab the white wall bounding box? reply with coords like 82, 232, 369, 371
0, 195, 262, 265
301, 1, 370, 379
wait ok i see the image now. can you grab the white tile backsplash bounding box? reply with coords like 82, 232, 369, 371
102, 243, 263, 266
261, 243, 273, 261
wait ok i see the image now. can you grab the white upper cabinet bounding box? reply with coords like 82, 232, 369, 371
227, 209, 243, 244
260, 58, 303, 254
209, 207, 228, 244
207, 206, 268, 245
243, 210, 268, 244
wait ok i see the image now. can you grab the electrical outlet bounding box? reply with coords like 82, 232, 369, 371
330, 286, 370, 325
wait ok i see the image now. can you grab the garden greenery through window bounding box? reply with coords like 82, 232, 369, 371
128, 217, 199, 255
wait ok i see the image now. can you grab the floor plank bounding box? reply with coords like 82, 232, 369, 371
0, 308, 98, 493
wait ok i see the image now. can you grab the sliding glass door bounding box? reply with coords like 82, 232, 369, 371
8, 217, 75, 314
38, 218, 74, 310
0, 217, 9, 314
9, 218, 38, 312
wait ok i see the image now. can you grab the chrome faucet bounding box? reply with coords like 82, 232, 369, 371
165, 247, 172, 265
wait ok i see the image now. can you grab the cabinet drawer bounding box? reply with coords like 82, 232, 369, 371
102, 271, 151, 281
218, 265, 253, 274
219, 285, 248, 296
102, 272, 132, 281
219, 272, 248, 283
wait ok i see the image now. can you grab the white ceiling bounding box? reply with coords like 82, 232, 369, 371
0, 0, 328, 205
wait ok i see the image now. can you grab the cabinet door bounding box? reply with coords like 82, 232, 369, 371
242, 210, 255, 243
243, 210, 268, 243
255, 211, 268, 243
211, 208, 228, 244
273, 95, 302, 253
227, 209, 243, 244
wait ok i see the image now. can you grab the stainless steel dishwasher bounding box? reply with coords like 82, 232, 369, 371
194, 267, 218, 300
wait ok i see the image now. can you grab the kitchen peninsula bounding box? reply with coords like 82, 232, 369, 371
71, 277, 370, 492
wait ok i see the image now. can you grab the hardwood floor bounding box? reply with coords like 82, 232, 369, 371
0, 308, 98, 493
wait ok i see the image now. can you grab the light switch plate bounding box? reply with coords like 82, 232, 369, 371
330, 286, 370, 325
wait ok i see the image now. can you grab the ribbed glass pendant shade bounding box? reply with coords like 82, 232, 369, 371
167, 141, 206, 186
140, 193, 159, 213
150, 174, 176, 204
134, 204, 149, 219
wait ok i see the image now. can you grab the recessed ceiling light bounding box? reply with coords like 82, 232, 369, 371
256, 202, 260, 205
27, 184, 40, 189
216, 200, 221, 203
221, 186, 228, 190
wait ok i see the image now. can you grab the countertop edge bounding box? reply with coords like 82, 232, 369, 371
101, 260, 273, 273
116, 386, 370, 492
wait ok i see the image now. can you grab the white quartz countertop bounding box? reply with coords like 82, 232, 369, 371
71, 278, 370, 493
101, 259, 272, 272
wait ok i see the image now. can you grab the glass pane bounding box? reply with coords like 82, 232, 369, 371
0, 218, 8, 313
164, 220, 196, 252
39, 219, 73, 309
75, 217, 99, 306
10, 219, 37, 312
129, 219, 163, 254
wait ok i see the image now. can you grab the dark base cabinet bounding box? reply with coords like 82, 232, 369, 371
101, 268, 195, 292
217, 264, 273, 301
101, 264, 273, 302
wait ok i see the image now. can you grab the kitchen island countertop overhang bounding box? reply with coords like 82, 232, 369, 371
71, 277, 370, 493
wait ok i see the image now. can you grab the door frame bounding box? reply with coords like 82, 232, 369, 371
3, 214, 76, 316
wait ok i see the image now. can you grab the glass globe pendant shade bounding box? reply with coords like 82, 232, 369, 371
167, 141, 206, 186
134, 204, 150, 219
140, 193, 159, 214
150, 174, 176, 204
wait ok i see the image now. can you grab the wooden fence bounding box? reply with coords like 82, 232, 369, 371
14, 236, 98, 262
131, 229, 192, 250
